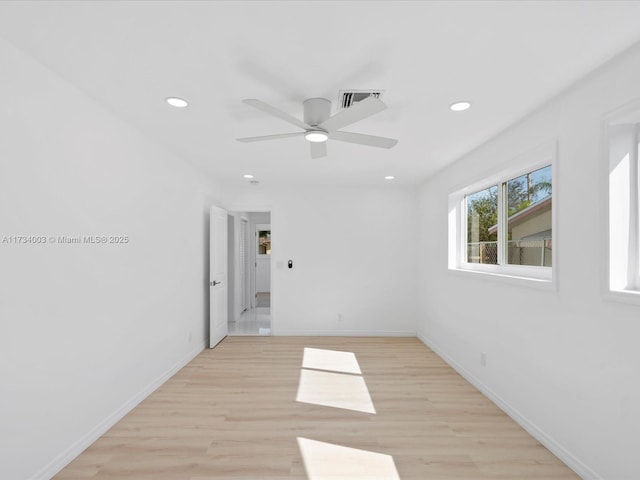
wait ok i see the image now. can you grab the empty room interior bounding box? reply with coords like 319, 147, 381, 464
2, 1, 640, 479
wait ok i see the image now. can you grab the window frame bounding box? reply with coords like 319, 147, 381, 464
631, 125, 640, 290
449, 141, 557, 286
604, 101, 640, 304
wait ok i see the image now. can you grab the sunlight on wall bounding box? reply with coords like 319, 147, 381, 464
302, 347, 362, 374
296, 369, 376, 414
297, 437, 400, 480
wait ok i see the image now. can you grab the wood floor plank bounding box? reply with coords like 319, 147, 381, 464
55, 337, 577, 479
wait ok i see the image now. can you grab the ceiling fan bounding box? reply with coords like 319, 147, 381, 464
236, 96, 398, 159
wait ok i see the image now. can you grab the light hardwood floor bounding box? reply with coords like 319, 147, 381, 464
55, 337, 577, 479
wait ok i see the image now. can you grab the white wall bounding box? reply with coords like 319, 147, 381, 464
222, 185, 418, 336
417, 42, 640, 479
255, 255, 271, 293
0, 39, 219, 480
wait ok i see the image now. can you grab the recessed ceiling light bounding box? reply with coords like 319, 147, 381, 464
305, 131, 328, 143
449, 101, 471, 112
384, 175, 395, 180
166, 97, 188, 108
243, 174, 254, 179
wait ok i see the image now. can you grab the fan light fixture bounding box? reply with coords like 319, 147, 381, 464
449, 101, 471, 112
305, 131, 328, 143
166, 97, 188, 108
237, 97, 398, 158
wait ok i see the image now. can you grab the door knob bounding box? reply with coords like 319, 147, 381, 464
210, 280, 221, 286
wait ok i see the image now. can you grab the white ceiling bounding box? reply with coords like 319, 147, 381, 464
2, 1, 640, 187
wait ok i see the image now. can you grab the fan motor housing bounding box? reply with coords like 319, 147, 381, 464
303, 98, 331, 127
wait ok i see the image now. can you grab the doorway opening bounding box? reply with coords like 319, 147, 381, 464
227, 211, 271, 335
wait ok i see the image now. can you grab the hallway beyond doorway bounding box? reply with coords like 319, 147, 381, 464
228, 307, 271, 336
227, 211, 272, 336
256, 292, 270, 308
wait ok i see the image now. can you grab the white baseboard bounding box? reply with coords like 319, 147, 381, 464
417, 332, 600, 480
275, 330, 416, 337
31, 340, 207, 480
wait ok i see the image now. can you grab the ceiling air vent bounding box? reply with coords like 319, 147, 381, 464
339, 90, 383, 109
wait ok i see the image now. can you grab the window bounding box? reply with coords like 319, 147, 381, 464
450, 142, 555, 283
607, 111, 640, 295
258, 229, 271, 255
464, 166, 552, 268
505, 166, 553, 267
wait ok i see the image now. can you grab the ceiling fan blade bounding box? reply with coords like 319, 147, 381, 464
319, 96, 387, 132
237, 132, 305, 142
243, 99, 311, 130
330, 131, 398, 148
310, 141, 327, 159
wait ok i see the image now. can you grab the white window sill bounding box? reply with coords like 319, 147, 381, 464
448, 267, 556, 291
604, 289, 640, 306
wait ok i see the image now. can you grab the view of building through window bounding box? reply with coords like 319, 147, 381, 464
466, 165, 552, 267
506, 166, 552, 266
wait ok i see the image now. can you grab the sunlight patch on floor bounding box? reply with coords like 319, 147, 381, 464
297, 437, 400, 480
296, 369, 376, 414
302, 347, 362, 374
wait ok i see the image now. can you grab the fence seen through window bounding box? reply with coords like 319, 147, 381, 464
466, 165, 552, 267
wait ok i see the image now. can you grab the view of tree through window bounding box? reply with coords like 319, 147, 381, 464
465, 165, 552, 267
466, 186, 498, 264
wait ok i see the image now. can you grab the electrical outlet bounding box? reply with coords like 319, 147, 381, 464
188, 331, 193, 343
337, 313, 343, 322
480, 352, 487, 367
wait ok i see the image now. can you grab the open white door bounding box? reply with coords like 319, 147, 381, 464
210, 205, 228, 348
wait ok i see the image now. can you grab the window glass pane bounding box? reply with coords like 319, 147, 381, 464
258, 230, 271, 255
466, 186, 498, 264
506, 165, 552, 266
